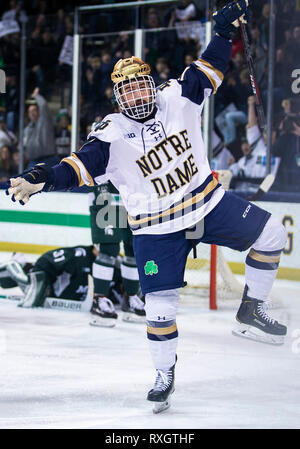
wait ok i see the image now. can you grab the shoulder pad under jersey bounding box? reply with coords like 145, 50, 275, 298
87, 113, 123, 142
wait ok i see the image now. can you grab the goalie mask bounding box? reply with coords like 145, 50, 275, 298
111, 56, 156, 120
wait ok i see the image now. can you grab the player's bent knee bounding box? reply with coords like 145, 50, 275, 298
145, 289, 179, 322
253, 216, 287, 252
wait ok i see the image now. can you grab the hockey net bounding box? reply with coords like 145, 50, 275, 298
181, 170, 244, 309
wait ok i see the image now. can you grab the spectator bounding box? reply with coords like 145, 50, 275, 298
144, 7, 176, 68
97, 86, 115, 116
168, 0, 198, 26
2, 0, 20, 21
229, 96, 279, 192
82, 66, 100, 108
4, 71, 19, 132
152, 58, 171, 85
0, 114, 18, 149
0, 145, 16, 182
211, 130, 235, 171
272, 112, 300, 192
221, 69, 252, 146
55, 110, 71, 159
256, 2, 271, 50
23, 87, 57, 168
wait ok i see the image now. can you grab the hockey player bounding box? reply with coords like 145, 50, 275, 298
0, 246, 97, 308
6, 1, 288, 413
88, 181, 145, 326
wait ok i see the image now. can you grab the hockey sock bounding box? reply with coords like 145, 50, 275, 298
93, 253, 116, 297
120, 256, 140, 296
145, 289, 179, 371
245, 216, 287, 300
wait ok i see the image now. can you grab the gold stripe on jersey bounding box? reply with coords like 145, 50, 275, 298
197, 59, 224, 83
61, 153, 94, 187
195, 59, 224, 94
128, 176, 218, 228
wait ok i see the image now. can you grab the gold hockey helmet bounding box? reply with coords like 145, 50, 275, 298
111, 56, 151, 84
111, 56, 156, 120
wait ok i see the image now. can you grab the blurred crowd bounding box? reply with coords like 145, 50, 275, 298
0, 0, 299, 192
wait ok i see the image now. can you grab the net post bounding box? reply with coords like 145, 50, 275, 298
210, 170, 218, 310
210, 245, 218, 310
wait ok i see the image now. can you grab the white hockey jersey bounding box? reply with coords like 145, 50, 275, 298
59, 35, 232, 235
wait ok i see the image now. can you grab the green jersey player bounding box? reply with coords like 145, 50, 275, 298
88, 181, 145, 326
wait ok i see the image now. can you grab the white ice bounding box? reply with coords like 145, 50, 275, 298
0, 253, 299, 429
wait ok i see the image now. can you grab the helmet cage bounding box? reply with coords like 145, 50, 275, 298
113, 75, 156, 120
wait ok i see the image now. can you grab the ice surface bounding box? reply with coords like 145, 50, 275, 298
0, 252, 299, 429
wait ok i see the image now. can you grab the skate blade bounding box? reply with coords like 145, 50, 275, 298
232, 323, 285, 346
152, 398, 172, 414
89, 317, 117, 328
122, 312, 146, 323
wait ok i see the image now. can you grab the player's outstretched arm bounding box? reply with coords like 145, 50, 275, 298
200, 0, 251, 77
179, 1, 251, 104
6, 138, 110, 205
6, 162, 78, 205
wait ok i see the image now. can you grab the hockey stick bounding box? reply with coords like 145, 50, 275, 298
0, 294, 23, 301
236, 5, 266, 130
246, 173, 275, 201
215, 0, 267, 129
214, 170, 275, 199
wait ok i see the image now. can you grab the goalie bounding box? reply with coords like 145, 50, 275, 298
6, 1, 288, 413
0, 246, 97, 307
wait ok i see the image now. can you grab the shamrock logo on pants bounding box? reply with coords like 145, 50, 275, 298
144, 260, 158, 276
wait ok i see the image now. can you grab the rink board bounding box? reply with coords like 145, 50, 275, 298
0, 190, 299, 280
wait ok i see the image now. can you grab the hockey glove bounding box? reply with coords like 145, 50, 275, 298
213, 0, 250, 40
6, 163, 54, 205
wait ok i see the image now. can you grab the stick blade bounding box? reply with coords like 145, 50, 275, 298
260, 174, 275, 193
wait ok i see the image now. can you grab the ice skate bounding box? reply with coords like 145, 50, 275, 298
232, 286, 287, 345
90, 296, 118, 327
18, 271, 49, 308
147, 359, 176, 414
122, 294, 146, 323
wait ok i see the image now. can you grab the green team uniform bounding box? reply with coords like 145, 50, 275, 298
33, 245, 96, 301
0, 246, 96, 302
89, 182, 140, 298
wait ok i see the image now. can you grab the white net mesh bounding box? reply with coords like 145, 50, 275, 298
181, 244, 244, 307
